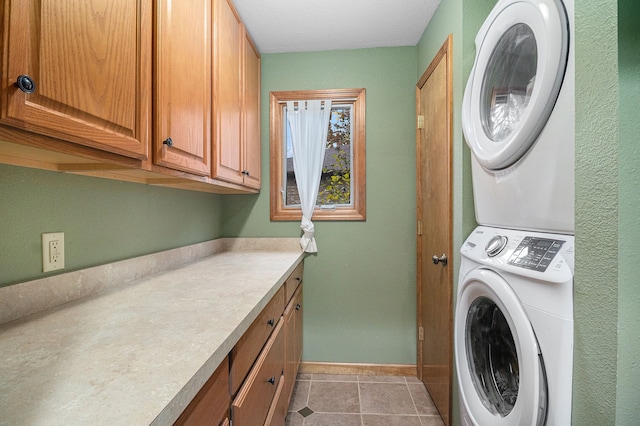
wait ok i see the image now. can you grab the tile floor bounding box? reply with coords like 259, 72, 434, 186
286, 373, 445, 426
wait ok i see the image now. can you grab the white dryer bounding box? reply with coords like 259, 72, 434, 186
455, 226, 574, 425
462, 0, 575, 234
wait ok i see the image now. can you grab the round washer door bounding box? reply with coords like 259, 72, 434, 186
462, 0, 569, 170
455, 268, 547, 425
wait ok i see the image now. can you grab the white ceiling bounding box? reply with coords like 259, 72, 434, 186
232, 0, 442, 54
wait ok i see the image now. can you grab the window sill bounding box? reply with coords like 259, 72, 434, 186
270, 206, 365, 221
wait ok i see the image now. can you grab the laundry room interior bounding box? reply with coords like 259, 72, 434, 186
0, 0, 638, 425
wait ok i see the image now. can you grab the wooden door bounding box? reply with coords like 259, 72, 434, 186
242, 30, 261, 189
1, 0, 151, 159
155, 0, 211, 176
212, 0, 243, 184
416, 35, 453, 426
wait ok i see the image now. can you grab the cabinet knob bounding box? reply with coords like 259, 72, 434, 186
295, 303, 301, 311
267, 376, 276, 385
163, 137, 173, 147
267, 318, 275, 326
295, 277, 301, 282
15, 74, 36, 94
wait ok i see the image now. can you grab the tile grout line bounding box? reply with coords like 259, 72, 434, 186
357, 375, 364, 426
405, 376, 425, 426
303, 376, 312, 426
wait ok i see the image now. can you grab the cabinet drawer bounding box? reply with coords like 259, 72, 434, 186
174, 357, 230, 425
230, 285, 285, 395
284, 262, 303, 304
232, 319, 285, 426
264, 373, 286, 426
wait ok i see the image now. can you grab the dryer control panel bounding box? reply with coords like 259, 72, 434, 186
507, 237, 565, 272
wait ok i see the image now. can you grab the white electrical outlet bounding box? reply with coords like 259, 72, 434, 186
42, 232, 65, 272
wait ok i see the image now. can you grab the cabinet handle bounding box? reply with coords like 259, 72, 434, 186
267, 376, 276, 385
163, 137, 173, 147
267, 318, 275, 326
295, 277, 301, 282
15, 74, 36, 94
241, 170, 250, 176
295, 303, 301, 311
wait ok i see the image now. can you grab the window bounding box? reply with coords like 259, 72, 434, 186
270, 88, 366, 221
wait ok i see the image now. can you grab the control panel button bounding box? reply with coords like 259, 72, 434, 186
485, 235, 508, 257
507, 236, 566, 272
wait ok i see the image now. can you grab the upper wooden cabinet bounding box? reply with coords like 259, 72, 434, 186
212, 0, 261, 188
0, 0, 151, 160
154, 0, 212, 176
0, 0, 260, 193
242, 31, 261, 189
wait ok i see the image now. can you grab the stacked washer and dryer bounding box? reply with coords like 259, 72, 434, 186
455, 0, 575, 425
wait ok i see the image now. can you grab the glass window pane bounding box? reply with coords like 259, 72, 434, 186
284, 106, 352, 207
481, 23, 537, 141
465, 296, 519, 417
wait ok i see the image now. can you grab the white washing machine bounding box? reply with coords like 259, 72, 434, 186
455, 226, 574, 425
462, 0, 575, 234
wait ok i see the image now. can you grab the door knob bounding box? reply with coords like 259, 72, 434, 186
432, 254, 448, 266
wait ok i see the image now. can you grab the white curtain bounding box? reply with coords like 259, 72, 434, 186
286, 99, 332, 253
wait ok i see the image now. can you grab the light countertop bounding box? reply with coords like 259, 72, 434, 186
0, 238, 304, 425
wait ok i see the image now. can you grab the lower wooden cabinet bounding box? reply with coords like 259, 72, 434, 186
264, 374, 287, 426
174, 357, 230, 426
283, 284, 303, 406
230, 286, 285, 395
175, 261, 303, 426
232, 319, 285, 425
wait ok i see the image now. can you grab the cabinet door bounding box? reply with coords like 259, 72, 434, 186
293, 286, 303, 376
283, 295, 297, 405
155, 0, 211, 176
1, 0, 151, 159
212, 0, 243, 184
242, 32, 261, 189
284, 285, 303, 406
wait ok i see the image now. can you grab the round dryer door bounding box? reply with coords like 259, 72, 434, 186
455, 268, 548, 425
462, 0, 569, 170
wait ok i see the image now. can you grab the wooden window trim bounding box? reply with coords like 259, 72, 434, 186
270, 88, 366, 221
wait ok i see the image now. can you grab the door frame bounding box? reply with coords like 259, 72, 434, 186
416, 34, 454, 422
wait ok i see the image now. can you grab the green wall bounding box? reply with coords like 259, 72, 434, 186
0, 164, 223, 287
223, 47, 419, 364
574, 0, 620, 423
616, 0, 640, 422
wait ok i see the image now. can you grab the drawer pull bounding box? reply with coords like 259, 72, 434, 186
267, 376, 276, 385
295, 277, 301, 282
295, 303, 301, 311
267, 318, 275, 326
15, 74, 36, 94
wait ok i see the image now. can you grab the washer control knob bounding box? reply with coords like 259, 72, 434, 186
485, 235, 508, 257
